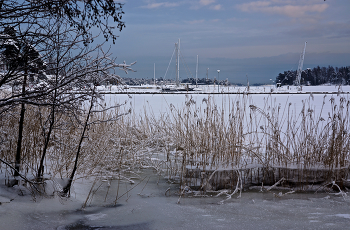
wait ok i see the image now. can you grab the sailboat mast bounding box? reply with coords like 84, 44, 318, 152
196, 55, 198, 87
296, 41, 307, 87
176, 39, 180, 87
154, 63, 156, 85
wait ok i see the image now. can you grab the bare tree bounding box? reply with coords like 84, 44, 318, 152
0, 0, 127, 187
0, 0, 125, 109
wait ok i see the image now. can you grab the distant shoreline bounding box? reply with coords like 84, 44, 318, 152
95, 91, 350, 95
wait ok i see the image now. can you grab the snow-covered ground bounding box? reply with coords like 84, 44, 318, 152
101, 86, 349, 121
98, 84, 350, 125
96, 84, 350, 94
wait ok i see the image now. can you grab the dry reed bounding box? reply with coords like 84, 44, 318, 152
1, 93, 349, 200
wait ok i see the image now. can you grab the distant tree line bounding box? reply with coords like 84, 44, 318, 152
276, 66, 350, 86
182, 77, 232, 85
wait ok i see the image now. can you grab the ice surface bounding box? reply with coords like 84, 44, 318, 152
101, 85, 350, 121
331, 214, 350, 219
96, 84, 350, 95
1, 169, 349, 230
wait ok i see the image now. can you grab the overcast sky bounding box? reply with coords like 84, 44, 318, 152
110, 0, 350, 84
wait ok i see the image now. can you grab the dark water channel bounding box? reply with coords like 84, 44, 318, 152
1, 169, 349, 230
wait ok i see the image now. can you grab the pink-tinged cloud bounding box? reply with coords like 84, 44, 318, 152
237, 1, 328, 17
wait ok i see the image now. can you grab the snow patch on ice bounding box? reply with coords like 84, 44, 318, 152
331, 214, 350, 219
0, 196, 11, 204
85, 213, 107, 221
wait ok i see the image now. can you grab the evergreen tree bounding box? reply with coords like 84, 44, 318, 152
276, 65, 350, 86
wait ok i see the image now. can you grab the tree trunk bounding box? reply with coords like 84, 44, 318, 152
37, 23, 60, 180
14, 72, 27, 179
37, 107, 55, 180
63, 90, 95, 195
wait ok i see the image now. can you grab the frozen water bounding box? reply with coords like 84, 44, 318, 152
0, 169, 349, 230
101, 86, 350, 120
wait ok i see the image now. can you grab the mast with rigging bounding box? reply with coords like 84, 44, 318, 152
175, 39, 180, 87
296, 41, 307, 88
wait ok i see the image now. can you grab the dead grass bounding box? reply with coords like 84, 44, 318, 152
0, 93, 349, 197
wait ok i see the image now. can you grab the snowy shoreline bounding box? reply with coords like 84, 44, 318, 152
92, 84, 350, 94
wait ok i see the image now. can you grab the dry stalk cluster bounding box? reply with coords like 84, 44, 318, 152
138, 94, 350, 193
0, 101, 160, 199
1, 93, 350, 201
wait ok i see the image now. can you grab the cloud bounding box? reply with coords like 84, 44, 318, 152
199, 0, 216, 6
238, 1, 270, 11
141, 1, 180, 9
227, 17, 247, 22
285, 20, 350, 40
186, 19, 205, 24
192, 0, 221, 10
236, 1, 328, 18
211, 4, 222, 11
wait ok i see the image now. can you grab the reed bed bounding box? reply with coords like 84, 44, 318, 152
1, 93, 349, 199
0, 102, 154, 197
135, 94, 350, 192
